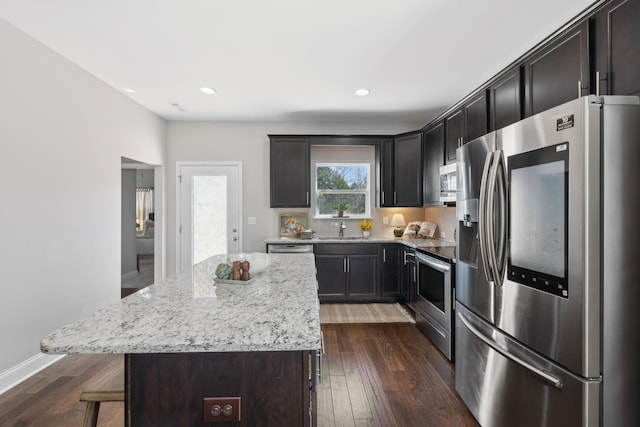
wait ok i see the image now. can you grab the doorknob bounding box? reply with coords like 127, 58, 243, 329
233, 237, 238, 241
232, 228, 237, 233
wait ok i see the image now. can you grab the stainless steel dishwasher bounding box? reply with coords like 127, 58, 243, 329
267, 243, 314, 254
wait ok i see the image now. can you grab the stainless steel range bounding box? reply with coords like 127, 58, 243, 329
413, 246, 456, 361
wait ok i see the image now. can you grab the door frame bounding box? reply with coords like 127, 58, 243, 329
176, 161, 243, 272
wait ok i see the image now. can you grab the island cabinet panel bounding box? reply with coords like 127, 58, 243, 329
523, 20, 590, 117
592, 0, 640, 97
270, 137, 310, 207
126, 351, 314, 427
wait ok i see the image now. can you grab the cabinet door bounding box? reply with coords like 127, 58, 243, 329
394, 133, 423, 206
464, 91, 488, 142
422, 122, 445, 205
379, 138, 395, 207
489, 67, 523, 131
523, 21, 590, 117
270, 137, 310, 207
380, 245, 401, 298
445, 109, 464, 164
315, 255, 347, 301
399, 250, 410, 302
593, 0, 640, 96
347, 254, 378, 299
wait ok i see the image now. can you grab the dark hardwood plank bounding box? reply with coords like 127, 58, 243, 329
0, 323, 478, 427
0, 354, 124, 427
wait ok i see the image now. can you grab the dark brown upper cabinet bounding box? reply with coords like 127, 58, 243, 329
393, 132, 423, 207
465, 91, 489, 142
592, 0, 640, 96
445, 92, 488, 163
489, 67, 523, 131
524, 21, 590, 117
422, 121, 445, 205
379, 133, 423, 207
269, 137, 310, 208
444, 108, 464, 164
379, 138, 395, 207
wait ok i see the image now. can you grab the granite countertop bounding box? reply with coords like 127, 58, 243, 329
40, 253, 321, 354
265, 236, 456, 261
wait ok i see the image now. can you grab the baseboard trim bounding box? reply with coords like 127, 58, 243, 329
0, 353, 65, 395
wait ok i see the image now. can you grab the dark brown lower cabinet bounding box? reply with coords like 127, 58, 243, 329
314, 244, 378, 302
126, 351, 315, 426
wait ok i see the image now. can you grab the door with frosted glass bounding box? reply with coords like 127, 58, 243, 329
178, 164, 241, 272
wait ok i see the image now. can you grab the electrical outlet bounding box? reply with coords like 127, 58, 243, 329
203, 397, 241, 422
440, 231, 447, 239
382, 216, 388, 225
247, 216, 257, 225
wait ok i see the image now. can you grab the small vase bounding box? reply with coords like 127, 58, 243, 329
362, 231, 370, 238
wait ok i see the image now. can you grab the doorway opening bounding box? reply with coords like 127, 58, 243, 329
121, 157, 162, 297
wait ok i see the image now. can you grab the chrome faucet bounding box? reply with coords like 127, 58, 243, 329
339, 220, 347, 238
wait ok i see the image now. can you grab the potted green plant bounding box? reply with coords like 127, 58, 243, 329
330, 202, 349, 217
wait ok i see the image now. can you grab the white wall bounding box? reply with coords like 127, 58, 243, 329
0, 18, 166, 388
166, 121, 420, 275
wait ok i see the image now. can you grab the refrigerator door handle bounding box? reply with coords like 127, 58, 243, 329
490, 150, 507, 286
458, 311, 564, 389
478, 151, 495, 283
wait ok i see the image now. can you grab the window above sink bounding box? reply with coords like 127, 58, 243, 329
315, 163, 371, 219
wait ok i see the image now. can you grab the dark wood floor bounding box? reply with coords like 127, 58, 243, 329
0, 324, 478, 426
319, 323, 478, 427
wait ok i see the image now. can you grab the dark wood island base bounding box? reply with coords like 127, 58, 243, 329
125, 351, 317, 426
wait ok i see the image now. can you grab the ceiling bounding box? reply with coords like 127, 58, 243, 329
0, 0, 597, 124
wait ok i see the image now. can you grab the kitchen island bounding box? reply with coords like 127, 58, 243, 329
41, 253, 322, 426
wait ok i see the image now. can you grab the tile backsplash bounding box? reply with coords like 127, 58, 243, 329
274, 206, 457, 241
424, 207, 457, 242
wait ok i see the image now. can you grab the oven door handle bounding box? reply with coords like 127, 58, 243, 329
416, 253, 450, 273
458, 311, 563, 389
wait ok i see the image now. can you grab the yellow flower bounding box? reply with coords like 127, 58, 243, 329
360, 219, 373, 231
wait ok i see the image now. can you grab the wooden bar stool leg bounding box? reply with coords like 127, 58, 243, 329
83, 401, 100, 427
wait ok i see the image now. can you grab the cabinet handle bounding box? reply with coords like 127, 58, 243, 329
343, 258, 347, 273
413, 265, 417, 283
383, 248, 386, 263
394, 192, 397, 204
306, 192, 309, 205
382, 191, 385, 205
347, 258, 350, 273
595, 71, 600, 97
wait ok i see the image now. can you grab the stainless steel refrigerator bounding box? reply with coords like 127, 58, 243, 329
455, 95, 640, 426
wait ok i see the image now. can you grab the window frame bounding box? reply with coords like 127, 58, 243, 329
314, 162, 371, 219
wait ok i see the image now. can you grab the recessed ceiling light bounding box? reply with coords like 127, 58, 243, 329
123, 88, 136, 94
355, 88, 370, 96
200, 86, 216, 95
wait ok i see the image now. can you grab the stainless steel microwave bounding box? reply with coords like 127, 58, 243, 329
439, 163, 456, 202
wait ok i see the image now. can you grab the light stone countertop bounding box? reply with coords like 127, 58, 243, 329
40, 253, 321, 354
264, 235, 455, 249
